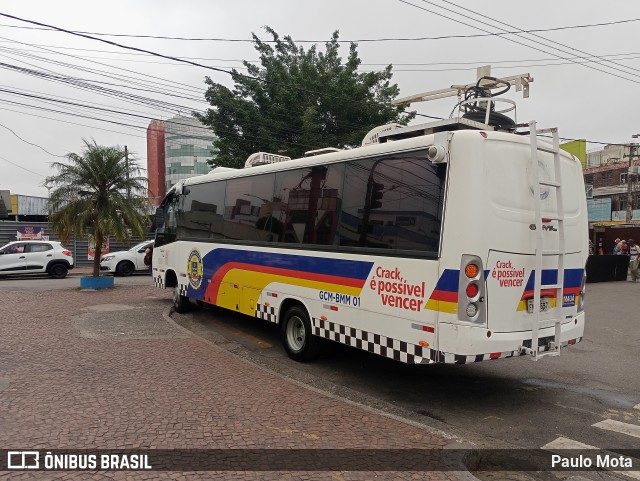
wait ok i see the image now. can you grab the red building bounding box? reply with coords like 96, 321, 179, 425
146, 120, 166, 205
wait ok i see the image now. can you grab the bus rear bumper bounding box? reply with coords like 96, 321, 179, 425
432, 312, 585, 364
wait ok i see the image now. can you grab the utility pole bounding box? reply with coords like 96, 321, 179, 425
125, 145, 130, 199
628, 136, 640, 223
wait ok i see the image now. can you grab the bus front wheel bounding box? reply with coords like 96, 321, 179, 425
173, 285, 190, 313
281, 306, 320, 362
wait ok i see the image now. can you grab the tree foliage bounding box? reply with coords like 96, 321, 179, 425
196, 27, 415, 168
46, 139, 150, 277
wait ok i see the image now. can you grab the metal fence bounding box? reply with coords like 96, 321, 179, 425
0, 221, 154, 267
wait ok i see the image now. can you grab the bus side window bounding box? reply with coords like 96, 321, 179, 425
155, 207, 165, 230
176, 182, 224, 239
224, 175, 276, 242
274, 164, 343, 246
166, 201, 177, 233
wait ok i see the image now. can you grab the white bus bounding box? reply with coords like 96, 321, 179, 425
153, 116, 588, 365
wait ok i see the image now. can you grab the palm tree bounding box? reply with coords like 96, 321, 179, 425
46, 139, 150, 277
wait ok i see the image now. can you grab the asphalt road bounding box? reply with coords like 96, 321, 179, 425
168, 280, 640, 459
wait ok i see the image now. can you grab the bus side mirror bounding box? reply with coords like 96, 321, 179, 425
155, 208, 165, 228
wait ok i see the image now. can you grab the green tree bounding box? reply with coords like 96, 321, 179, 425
46, 140, 150, 277
196, 27, 414, 168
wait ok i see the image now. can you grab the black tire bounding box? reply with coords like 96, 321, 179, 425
116, 261, 135, 277
173, 285, 191, 313
281, 305, 320, 362
49, 264, 68, 279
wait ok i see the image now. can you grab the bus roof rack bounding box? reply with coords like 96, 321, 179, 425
387, 66, 532, 134
392, 66, 532, 106
376, 117, 494, 143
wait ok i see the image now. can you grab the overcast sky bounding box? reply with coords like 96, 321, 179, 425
1, 0, 640, 196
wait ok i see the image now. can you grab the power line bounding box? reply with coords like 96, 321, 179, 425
7, 41, 640, 73
398, 0, 640, 85
2, 104, 148, 139
0, 12, 416, 120
0, 121, 65, 156
1, 17, 639, 42
436, 0, 640, 77
0, 29, 397, 134
0, 153, 48, 177
0, 96, 629, 167
0, 11, 632, 158
6, 38, 640, 68
0, 37, 207, 100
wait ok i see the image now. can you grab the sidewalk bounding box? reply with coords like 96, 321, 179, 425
0, 284, 473, 480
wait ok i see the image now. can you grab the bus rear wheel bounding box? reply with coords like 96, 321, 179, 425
281, 306, 320, 362
173, 285, 190, 313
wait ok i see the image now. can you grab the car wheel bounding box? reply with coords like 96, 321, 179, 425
49, 264, 68, 279
116, 261, 135, 277
281, 305, 320, 362
173, 285, 190, 313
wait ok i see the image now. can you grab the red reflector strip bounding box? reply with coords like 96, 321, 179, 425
542, 218, 552, 223
489, 352, 501, 359
568, 339, 576, 345
322, 304, 339, 311
330, 306, 338, 311
267, 292, 278, 298
411, 323, 435, 333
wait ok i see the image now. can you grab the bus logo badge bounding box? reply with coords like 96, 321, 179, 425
187, 249, 203, 289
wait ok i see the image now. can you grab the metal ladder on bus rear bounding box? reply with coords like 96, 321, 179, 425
520, 122, 565, 360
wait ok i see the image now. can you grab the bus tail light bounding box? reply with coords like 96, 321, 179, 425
465, 264, 479, 279
458, 255, 486, 325
466, 283, 479, 298
466, 303, 478, 317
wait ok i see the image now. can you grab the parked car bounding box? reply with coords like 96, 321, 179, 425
100, 240, 154, 276
0, 240, 75, 279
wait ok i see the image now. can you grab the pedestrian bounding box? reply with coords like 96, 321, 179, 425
589, 239, 594, 255
616, 240, 628, 256
144, 244, 154, 276
612, 238, 621, 255
628, 239, 639, 282
598, 241, 604, 256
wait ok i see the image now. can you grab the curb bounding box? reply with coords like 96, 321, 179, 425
162, 306, 482, 480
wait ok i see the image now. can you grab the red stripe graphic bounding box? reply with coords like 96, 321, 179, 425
204, 262, 367, 303
521, 286, 581, 301
428, 290, 458, 303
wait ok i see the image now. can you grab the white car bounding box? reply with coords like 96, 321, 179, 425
0, 240, 75, 279
100, 240, 154, 276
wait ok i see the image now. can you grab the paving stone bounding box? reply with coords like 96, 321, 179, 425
0, 286, 464, 481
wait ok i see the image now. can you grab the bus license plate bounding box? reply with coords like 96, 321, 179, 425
527, 297, 550, 313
